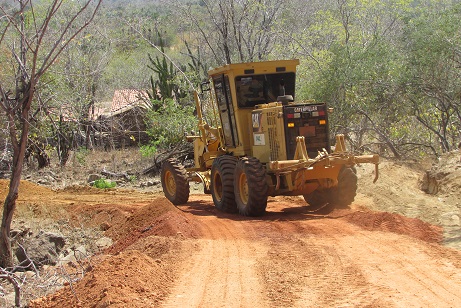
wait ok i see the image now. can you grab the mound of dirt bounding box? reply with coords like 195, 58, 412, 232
0, 179, 59, 203
105, 205, 201, 255
26, 199, 202, 308
343, 210, 443, 243
0, 178, 202, 307
69, 197, 174, 240
29, 250, 175, 308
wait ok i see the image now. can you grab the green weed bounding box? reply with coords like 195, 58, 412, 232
93, 178, 116, 189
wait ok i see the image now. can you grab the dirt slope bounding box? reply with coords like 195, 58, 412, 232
356, 154, 461, 250
1, 155, 460, 307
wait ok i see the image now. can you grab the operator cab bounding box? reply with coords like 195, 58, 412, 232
235, 73, 296, 108
217, 61, 330, 160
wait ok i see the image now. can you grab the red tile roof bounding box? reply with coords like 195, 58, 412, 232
92, 89, 150, 119
110, 89, 149, 113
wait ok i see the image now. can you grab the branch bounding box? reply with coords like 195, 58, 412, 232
0, 5, 14, 44
129, 20, 197, 92
101, 169, 130, 181
38, 0, 103, 78
174, 1, 221, 64
142, 143, 192, 175
357, 108, 401, 159
0, 268, 20, 307
398, 142, 439, 157
282, 29, 320, 67
14, 244, 40, 275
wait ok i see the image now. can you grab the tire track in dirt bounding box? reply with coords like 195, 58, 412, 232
161, 194, 461, 308
252, 209, 461, 307
312, 219, 461, 307
251, 206, 389, 307
160, 196, 268, 308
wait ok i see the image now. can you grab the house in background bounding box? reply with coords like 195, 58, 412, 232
92, 89, 151, 149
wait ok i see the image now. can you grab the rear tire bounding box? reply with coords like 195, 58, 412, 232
211, 156, 238, 213
234, 157, 268, 216
161, 158, 190, 205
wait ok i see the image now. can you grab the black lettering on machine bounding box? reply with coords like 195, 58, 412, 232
294, 105, 318, 113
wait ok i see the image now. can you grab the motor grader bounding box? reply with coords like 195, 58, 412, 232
161, 59, 379, 216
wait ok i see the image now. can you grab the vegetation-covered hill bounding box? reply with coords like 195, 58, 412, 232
2, 0, 461, 166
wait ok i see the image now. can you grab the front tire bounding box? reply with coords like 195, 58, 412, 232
211, 156, 238, 213
335, 166, 358, 208
303, 190, 334, 214
303, 166, 357, 213
234, 157, 268, 216
161, 158, 190, 205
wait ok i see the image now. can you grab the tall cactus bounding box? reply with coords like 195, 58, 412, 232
147, 34, 178, 105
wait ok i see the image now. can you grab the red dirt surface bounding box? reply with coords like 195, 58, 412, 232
24, 192, 459, 308
343, 210, 443, 243
1, 156, 461, 307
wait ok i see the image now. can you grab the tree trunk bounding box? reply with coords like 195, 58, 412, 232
0, 193, 18, 268
0, 131, 28, 267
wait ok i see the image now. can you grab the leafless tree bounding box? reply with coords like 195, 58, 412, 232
0, 0, 102, 267
172, 0, 284, 65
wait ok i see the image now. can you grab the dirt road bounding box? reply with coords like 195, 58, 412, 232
9, 155, 461, 307
158, 195, 461, 308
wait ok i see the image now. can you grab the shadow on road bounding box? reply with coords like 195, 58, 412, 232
174, 197, 350, 222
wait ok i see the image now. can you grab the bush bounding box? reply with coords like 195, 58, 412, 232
93, 178, 116, 189
143, 98, 196, 157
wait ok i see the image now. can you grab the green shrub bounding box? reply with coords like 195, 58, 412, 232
93, 178, 116, 189
140, 144, 157, 158
143, 98, 196, 157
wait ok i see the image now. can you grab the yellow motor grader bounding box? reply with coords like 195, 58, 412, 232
161, 59, 379, 216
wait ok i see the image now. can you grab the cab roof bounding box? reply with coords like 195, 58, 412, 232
208, 59, 300, 78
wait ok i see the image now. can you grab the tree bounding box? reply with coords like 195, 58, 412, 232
296, 0, 420, 158
401, 3, 461, 154
172, 0, 285, 65
0, 0, 102, 267
51, 10, 113, 158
